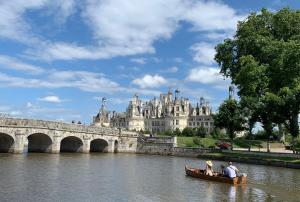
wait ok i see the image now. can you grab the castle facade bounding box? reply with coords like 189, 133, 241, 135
93, 90, 214, 134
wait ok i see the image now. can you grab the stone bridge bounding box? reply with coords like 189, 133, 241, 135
0, 117, 138, 154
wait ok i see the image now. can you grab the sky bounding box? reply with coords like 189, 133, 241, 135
0, 0, 299, 124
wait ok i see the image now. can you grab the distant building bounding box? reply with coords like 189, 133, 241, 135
93, 90, 214, 133
93, 97, 110, 127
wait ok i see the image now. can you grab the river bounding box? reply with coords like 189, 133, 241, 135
0, 153, 299, 202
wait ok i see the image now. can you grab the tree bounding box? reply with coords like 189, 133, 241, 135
213, 99, 246, 150
173, 128, 181, 137
195, 126, 207, 137
215, 8, 300, 145
181, 127, 195, 137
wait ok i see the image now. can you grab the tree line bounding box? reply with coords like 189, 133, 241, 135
213, 8, 300, 152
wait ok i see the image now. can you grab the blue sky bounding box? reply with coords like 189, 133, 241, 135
0, 0, 299, 124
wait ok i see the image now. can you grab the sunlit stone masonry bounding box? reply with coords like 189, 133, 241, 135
0, 117, 138, 154
93, 89, 214, 133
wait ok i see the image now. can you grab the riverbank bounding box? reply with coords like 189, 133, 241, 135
197, 151, 300, 169
137, 135, 300, 169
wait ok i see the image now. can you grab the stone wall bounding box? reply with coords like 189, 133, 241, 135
135, 136, 219, 157
136, 136, 175, 155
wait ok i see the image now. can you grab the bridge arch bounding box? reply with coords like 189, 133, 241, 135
90, 139, 108, 152
0, 133, 14, 153
27, 133, 52, 153
60, 136, 83, 152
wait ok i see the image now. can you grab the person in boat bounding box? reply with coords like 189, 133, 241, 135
224, 162, 239, 178
204, 160, 214, 176
228, 162, 239, 174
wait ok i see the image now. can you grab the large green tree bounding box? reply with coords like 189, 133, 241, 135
214, 99, 246, 150
215, 8, 300, 144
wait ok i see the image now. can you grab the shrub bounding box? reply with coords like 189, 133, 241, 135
173, 128, 182, 136
182, 127, 195, 137
293, 137, 300, 152
210, 127, 223, 139
195, 126, 207, 137
193, 137, 201, 145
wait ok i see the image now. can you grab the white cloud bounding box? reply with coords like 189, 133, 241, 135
190, 43, 216, 65
186, 66, 230, 89
0, 0, 76, 43
132, 74, 167, 89
0, 70, 120, 93
39, 95, 62, 103
26, 102, 33, 108
130, 58, 146, 65
15, 0, 244, 61
0, 55, 44, 74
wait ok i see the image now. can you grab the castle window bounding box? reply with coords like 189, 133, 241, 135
197, 122, 200, 126
176, 120, 179, 125
176, 106, 179, 111
176, 113, 179, 116
189, 122, 192, 126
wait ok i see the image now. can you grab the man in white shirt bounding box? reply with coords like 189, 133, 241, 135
224, 162, 239, 178
228, 161, 239, 172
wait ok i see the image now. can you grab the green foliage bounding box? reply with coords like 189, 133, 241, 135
192, 137, 201, 145
181, 127, 195, 137
294, 137, 300, 152
210, 127, 227, 139
213, 99, 246, 140
253, 130, 269, 140
215, 8, 300, 140
253, 130, 280, 141
157, 129, 174, 136
195, 126, 207, 137
234, 137, 263, 148
173, 128, 181, 136
139, 129, 151, 134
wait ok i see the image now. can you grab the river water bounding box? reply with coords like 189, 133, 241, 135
0, 153, 299, 202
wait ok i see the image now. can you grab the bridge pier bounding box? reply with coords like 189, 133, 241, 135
83, 135, 90, 154
107, 139, 115, 153
14, 131, 25, 154
51, 132, 61, 154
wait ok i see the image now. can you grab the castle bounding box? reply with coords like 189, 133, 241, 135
93, 89, 214, 133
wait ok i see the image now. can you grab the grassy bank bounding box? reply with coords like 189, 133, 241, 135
176, 136, 285, 151
199, 152, 300, 164
177, 136, 216, 148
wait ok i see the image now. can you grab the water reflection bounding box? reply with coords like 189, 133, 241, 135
0, 153, 299, 202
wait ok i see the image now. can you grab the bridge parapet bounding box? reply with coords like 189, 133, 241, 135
0, 117, 119, 135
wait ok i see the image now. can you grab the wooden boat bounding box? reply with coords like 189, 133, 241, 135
185, 165, 246, 185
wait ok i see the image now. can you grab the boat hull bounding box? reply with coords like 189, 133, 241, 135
185, 165, 246, 185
